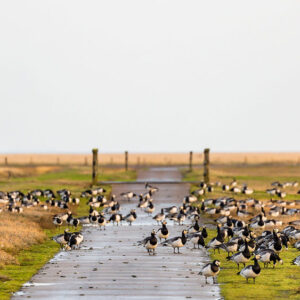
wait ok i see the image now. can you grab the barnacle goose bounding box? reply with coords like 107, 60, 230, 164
237, 255, 261, 283
144, 200, 155, 215
198, 260, 220, 284
257, 249, 283, 268
156, 221, 169, 241
120, 191, 137, 201
206, 225, 224, 253
124, 209, 137, 225
98, 213, 108, 230
109, 213, 123, 226
153, 209, 165, 224
291, 255, 300, 266
189, 233, 205, 249
162, 230, 188, 253
138, 230, 158, 255
227, 240, 251, 269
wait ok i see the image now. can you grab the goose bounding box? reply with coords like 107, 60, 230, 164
200, 199, 205, 212
70, 217, 80, 229
189, 218, 200, 233
198, 260, 220, 284
207, 186, 214, 193
294, 241, 300, 250
138, 230, 158, 255
183, 195, 198, 204
250, 214, 265, 229
67, 233, 83, 250
109, 213, 123, 226
222, 184, 230, 191
78, 215, 90, 224
190, 233, 205, 249
205, 207, 220, 215
171, 208, 186, 225
164, 205, 178, 214
98, 213, 108, 230
236, 207, 251, 218
201, 226, 208, 239
257, 249, 283, 268
291, 255, 300, 266
153, 209, 165, 225
162, 230, 188, 253
144, 200, 155, 215
206, 226, 224, 253
124, 209, 137, 226
52, 229, 72, 248
227, 240, 251, 269
53, 216, 63, 228
237, 255, 261, 283
216, 239, 242, 257
89, 214, 98, 226
138, 195, 148, 209
120, 192, 137, 201
145, 183, 159, 193
199, 182, 207, 189
192, 189, 205, 196
157, 221, 169, 241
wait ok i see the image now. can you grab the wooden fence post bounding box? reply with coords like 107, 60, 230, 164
204, 148, 210, 184
125, 151, 128, 171
189, 151, 193, 172
4, 157, 8, 166
92, 148, 98, 185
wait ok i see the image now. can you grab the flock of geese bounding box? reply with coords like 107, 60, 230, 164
1, 178, 300, 286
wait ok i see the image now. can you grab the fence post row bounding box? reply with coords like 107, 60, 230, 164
189, 151, 193, 172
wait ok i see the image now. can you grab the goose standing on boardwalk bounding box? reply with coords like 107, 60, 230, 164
156, 221, 169, 241
153, 209, 165, 225
109, 213, 123, 226
237, 255, 261, 283
120, 192, 137, 201
199, 260, 221, 284
163, 230, 188, 253
124, 209, 137, 226
98, 213, 108, 230
138, 230, 158, 255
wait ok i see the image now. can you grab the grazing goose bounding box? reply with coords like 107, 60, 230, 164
97, 213, 108, 230
67, 233, 84, 250
109, 213, 123, 226
257, 249, 283, 268
198, 260, 221, 284
192, 189, 205, 196
153, 209, 165, 225
138, 195, 149, 209
138, 230, 158, 255
157, 221, 169, 241
163, 230, 188, 253
120, 192, 137, 201
250, 214, 265, 229
227, 240, 251, 269
206, 226, 224, 253
164, 205, 178, 214
216, 239, 243, 257
52, 229, 72, 248
190, 233, 205, 249
291, 255, 300, 266
145, 183, 159, 193
183, 195, 198, 204
237, 255, 261, 283
53, 216, 63, 228
124, 209, 137, 226
145, 200, 155, 215
189, 218, 200, 233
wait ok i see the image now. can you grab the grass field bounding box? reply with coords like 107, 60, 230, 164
183, 164, 300, 299
0, 165, 136, 300
1, 152, 300, 166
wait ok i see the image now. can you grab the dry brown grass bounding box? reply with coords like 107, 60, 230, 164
1, 152, 300, 166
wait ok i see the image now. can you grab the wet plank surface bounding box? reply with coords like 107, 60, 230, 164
13, 168, 220, 300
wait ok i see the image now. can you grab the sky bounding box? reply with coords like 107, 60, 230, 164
0, 0, 300, 153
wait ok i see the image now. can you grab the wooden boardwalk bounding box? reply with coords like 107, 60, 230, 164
13, 168, 220, 300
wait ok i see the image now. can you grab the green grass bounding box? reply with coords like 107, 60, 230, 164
206, 229, 300, 300
0, 166, 136, 300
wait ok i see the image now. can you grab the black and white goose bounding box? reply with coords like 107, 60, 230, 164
164, 205, 178, 214
52, 229, 72, 248
291, 255, 300, 266
217, 239, 243, 257
227, 240, 251, 269
66, 232, 84, 250
138, 230, 158, 255
98, 213, 108, 230
145, 183, 159, 194
198, 260, 221, 284
189, 217, 200, 233
189, 233, 205, 249
120, 191, 137, 201
156, 221, 169, 241
144, 200, 155, 215
257, 249, 283, 268
206, 226, 224, 253
237, 255, 261, 283
124, 209, 137, 226
109, 213, 123, 226
153, 209, 165, 225
162, 230, 188, 253
250, 214, 265, 229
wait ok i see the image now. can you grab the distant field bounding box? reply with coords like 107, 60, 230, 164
1, 152, 300, 166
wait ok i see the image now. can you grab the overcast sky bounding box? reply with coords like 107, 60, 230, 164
0, 1, 300, 153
